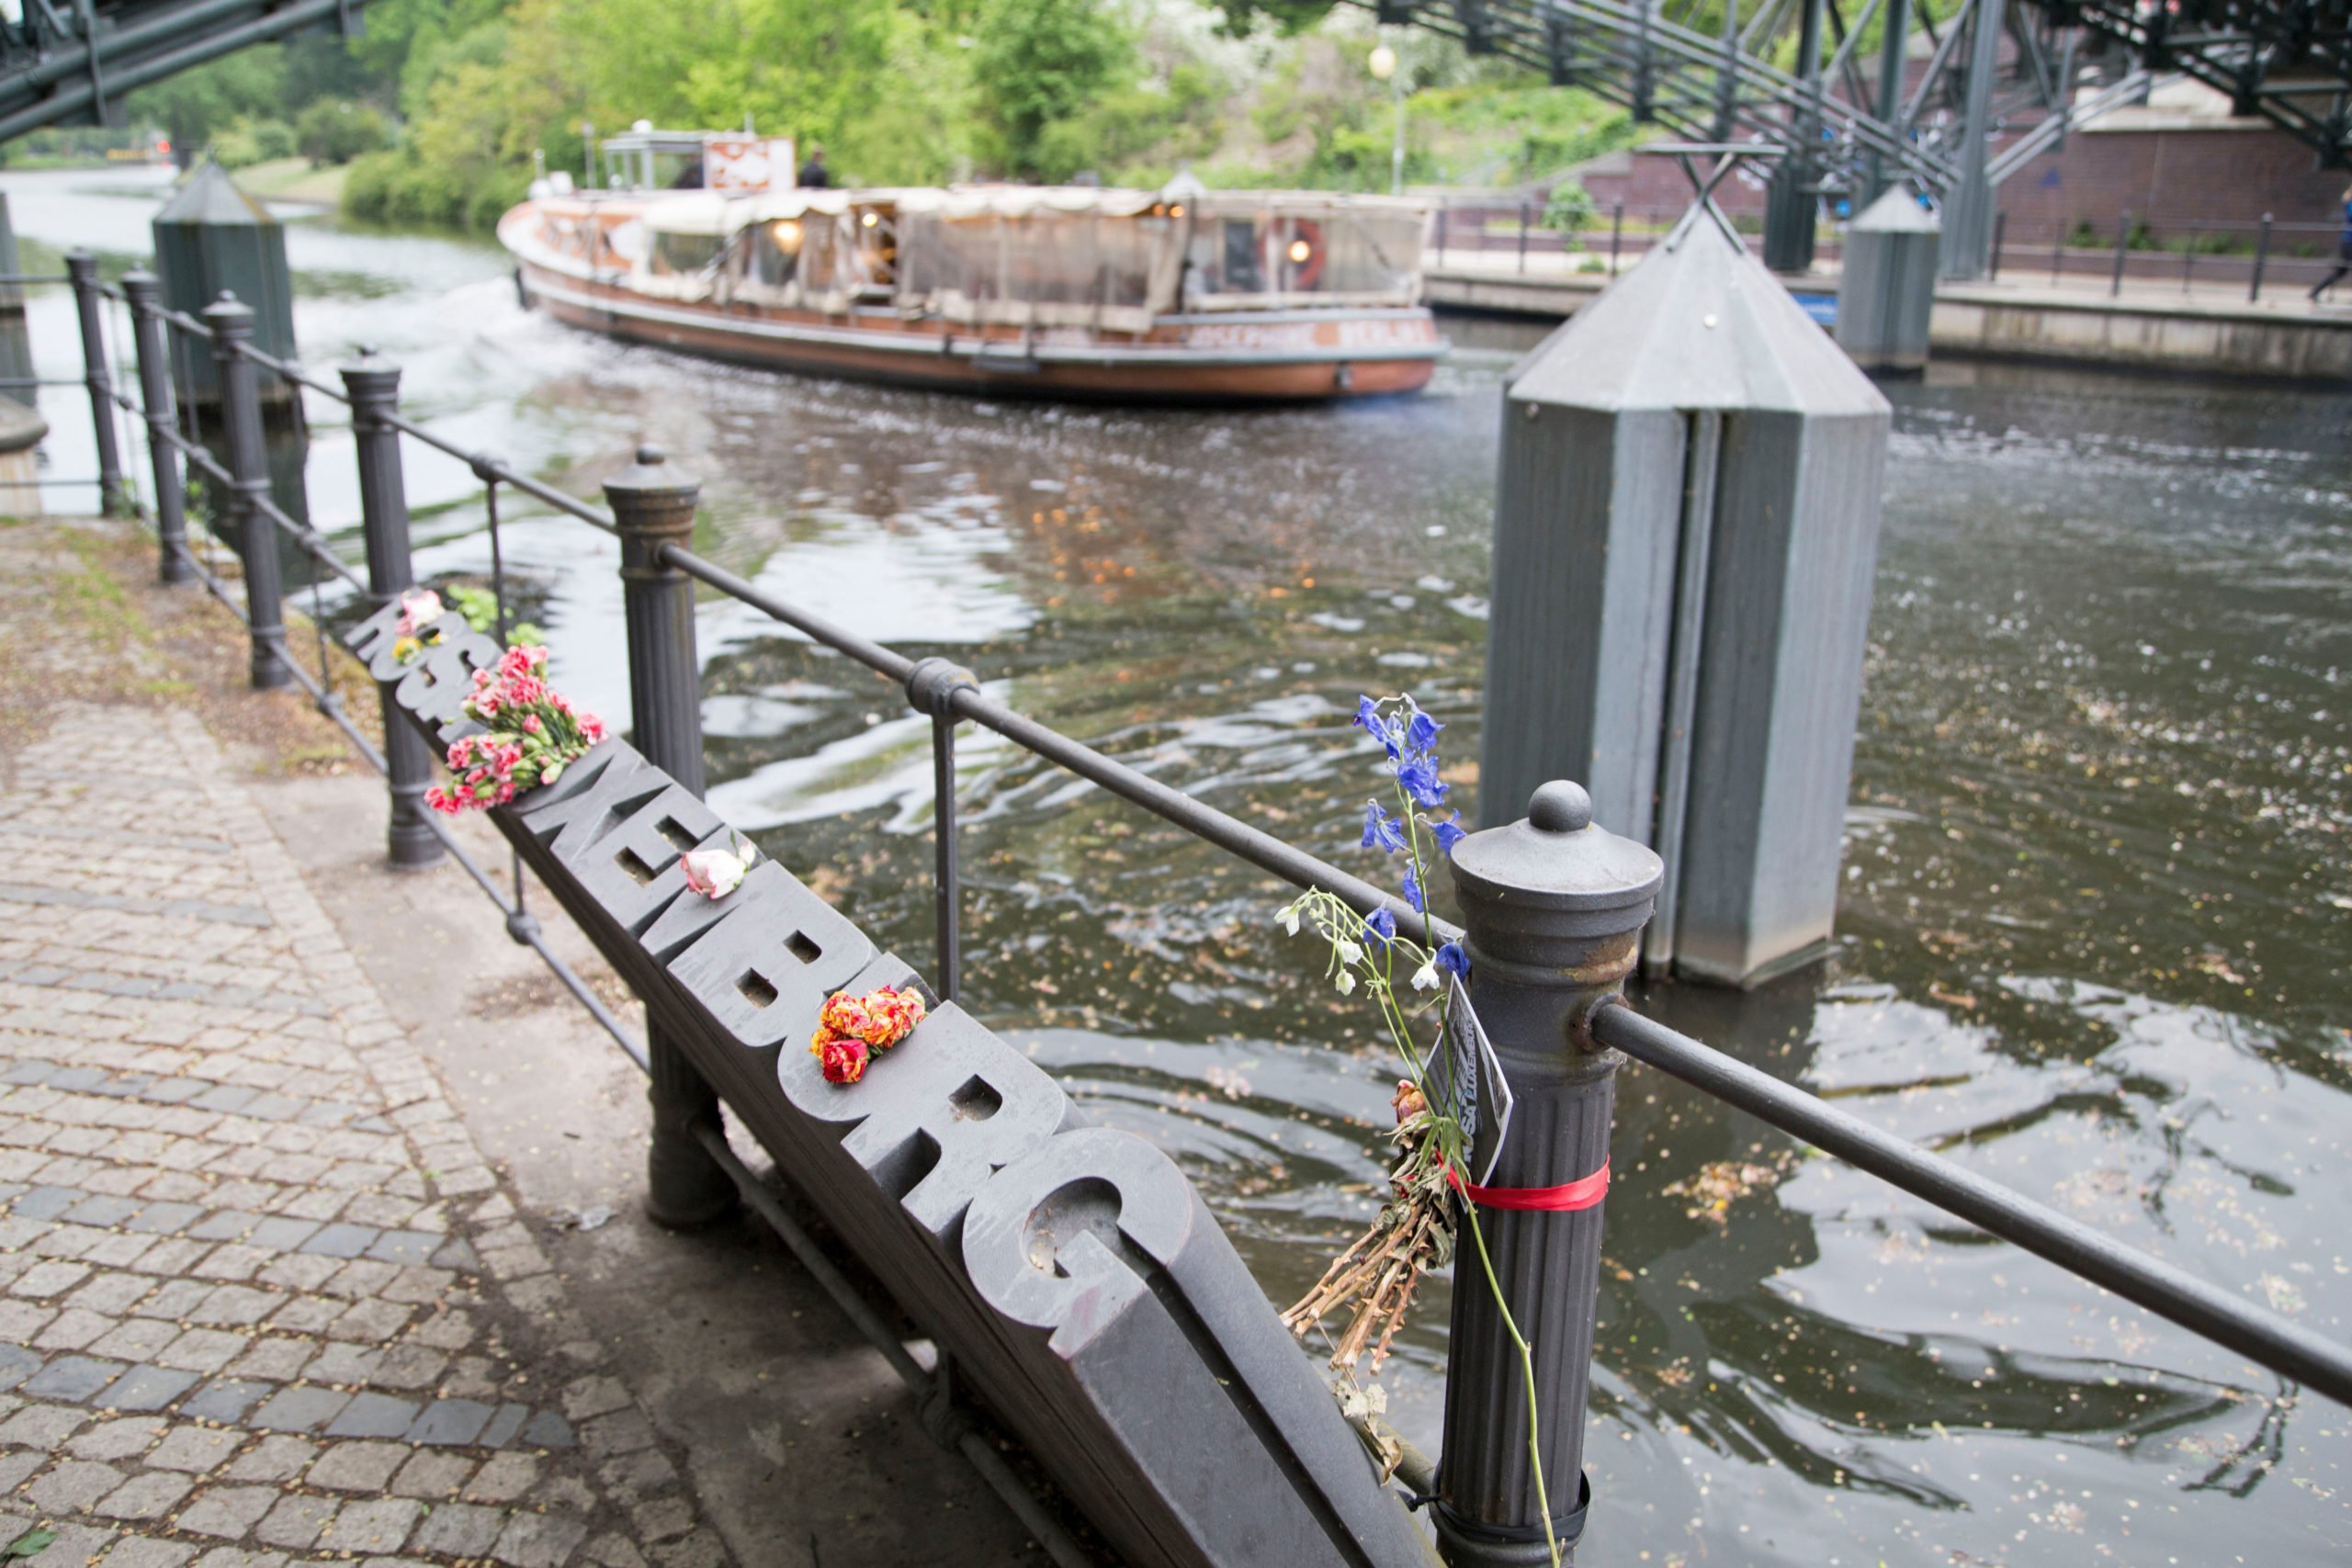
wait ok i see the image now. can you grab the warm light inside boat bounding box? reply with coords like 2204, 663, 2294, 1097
1288, 238, 1313, 264
861, 211, 879, 228
768, 220, 803, 253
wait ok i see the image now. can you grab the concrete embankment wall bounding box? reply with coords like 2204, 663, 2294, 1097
1424, 268, 2352, 382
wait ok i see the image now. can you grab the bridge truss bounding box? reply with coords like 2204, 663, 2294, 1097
1360, 0, 2351, 276
0, 0, 380, 147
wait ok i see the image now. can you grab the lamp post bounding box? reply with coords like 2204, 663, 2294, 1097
1369, 43, 1406, 197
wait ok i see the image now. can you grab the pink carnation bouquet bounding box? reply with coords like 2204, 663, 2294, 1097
424, 645, 607, 815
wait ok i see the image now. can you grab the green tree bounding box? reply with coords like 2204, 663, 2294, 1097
126, 49, 287, 160
970, 0, 1131, 177
294, 100, 391, 164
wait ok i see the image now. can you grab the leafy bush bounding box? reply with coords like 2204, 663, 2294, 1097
294, 101, 390, 166
1542, 179, 1596, 240
210, 117, 296, 168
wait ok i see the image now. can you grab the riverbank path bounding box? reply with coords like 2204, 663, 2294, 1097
0, 517, 1050, 1568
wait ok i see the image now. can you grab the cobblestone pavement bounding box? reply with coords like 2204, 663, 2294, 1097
0, 697, 730, 1568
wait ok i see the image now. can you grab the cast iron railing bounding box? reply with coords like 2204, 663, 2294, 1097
47, 253, 2352, 1562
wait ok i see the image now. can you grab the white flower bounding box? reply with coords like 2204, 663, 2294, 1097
1410, 960, 1440, 992
394, 588, 444, 637
1278, 906, 1301, 935
1336, 940, 1363, 967
1336, 969, 1357, 996
681, 836, 757, 899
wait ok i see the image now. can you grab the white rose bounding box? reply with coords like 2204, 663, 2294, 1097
681, 846, 751, 899
395, 588, 444, 637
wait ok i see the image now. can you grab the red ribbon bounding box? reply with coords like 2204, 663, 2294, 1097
1445, 1157, 1611, 1213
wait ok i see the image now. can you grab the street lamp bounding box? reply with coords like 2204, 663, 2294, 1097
1368, 43, 1405, 197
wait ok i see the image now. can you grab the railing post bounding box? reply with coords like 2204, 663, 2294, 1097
2110, 209, 2132, 298
340, 351, 444, 873
1435, 781, 1660, 1566
204, 293, 288, 690
1436, 205, 1448, 265
605, 445, 737, 1229
1989, 210, 2007, 280
2250, 212, 2271, 301
1518, 200, 1530, 274
1609, 203, 1623, 274
64, 250, 126, 517
121, 272, 188, 584
906, 658, 978, 1005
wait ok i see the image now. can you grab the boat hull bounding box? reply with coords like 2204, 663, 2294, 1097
516, 262, 1442, 402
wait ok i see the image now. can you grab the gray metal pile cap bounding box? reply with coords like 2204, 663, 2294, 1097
1837, 183, 1942, 374
153, 159, 297, 404
1484, 210, 1891, 984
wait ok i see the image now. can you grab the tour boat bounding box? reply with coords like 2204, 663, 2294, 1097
499, 128, 1443, 401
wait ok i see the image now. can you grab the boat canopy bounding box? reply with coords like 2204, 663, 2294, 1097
568, 179, 1428, 324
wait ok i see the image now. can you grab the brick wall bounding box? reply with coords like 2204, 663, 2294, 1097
1992, 125, 2349, 244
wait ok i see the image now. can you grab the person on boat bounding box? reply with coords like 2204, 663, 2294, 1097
798, 144, 830, 188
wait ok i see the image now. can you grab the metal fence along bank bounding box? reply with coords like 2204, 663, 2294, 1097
30, 250, 2352, 1567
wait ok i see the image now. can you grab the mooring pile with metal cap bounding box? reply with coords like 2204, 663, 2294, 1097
1480, 185, 1891, 987
152, 157, 297, 412
1838, 183, 1942, 375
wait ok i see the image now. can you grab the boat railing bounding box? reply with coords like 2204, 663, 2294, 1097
57, 253, 2352, 1564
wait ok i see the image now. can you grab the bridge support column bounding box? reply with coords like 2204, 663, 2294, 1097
1434, 782, 1660, 1566
1939, 0, 2007, 280
605, 446, 738, 1230
1762, 0, 1826, 274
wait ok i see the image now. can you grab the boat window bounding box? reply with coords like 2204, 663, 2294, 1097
749, 219, 803, 288
898, 211, 1168, 330
650, 231, 724, 276
1183, 207, 1423, 306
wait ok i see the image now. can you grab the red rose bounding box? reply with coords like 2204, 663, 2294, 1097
818, 1033, 869, 1085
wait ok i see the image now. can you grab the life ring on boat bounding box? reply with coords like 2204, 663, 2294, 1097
1286, 220, 1325, 290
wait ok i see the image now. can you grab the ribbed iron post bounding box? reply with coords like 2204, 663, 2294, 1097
605, 445, 736, 1228
341, 352, 444, 872
64, 250, 126, 516
1434, 781, 1661, 1567
205, 293, 287, 690
121, 272, 189, 584
2249, 213, 2270, 301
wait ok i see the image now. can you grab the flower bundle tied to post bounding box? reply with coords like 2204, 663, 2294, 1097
1275, 694, 1566, 1567
424, 645, 607, 815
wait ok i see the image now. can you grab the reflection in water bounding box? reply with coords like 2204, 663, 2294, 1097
13, 164, 2352, 1565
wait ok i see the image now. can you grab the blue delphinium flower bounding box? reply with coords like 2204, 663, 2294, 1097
1396, 753, 1449, 809
1402, 863, 1425, 913
1364, 908, 1396, 949
1404, 707, 1443, 753
1430, 817, 1467, 855
1436, 941, 1470, 978
1361, 800, 1407, 853
1351, 694, 1382, 736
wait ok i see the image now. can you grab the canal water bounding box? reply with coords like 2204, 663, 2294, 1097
16, 165, 2351, 1566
